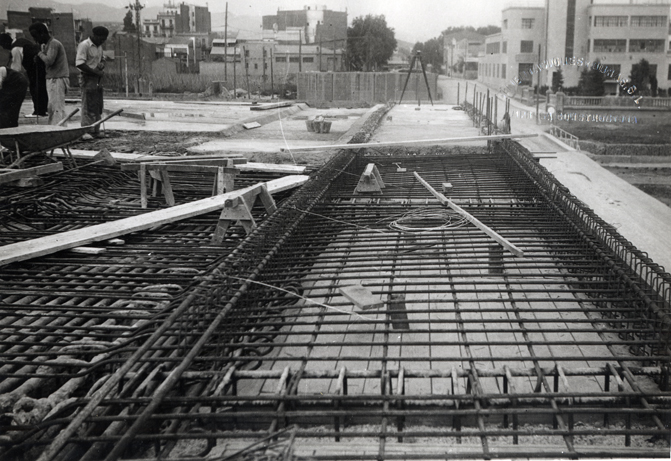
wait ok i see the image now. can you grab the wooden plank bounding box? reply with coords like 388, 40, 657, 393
69, 247, 107, 255
121, 163, 240, 174
250, 101, 293, 111
281, 133, 538, 152
413, 172, 524, 258
0, 175, 309, 267
0, 163, 63, 185
338, 284, 384, 310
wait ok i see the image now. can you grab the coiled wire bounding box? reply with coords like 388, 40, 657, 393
388, 207, 468, 233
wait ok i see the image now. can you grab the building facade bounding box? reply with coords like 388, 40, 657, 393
262, 5, 347, 46
143, 2, 211, 39
443, 31, 485, 78
476, 0, 671, 94
478, 7, 545, 89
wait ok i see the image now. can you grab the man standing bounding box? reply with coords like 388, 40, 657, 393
0, 65, 29, 129
76, 26, 108, 139
0, 33, 48, 117
29, 23, 69, 125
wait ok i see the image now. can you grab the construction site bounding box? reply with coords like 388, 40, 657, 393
0, 75, 670, 460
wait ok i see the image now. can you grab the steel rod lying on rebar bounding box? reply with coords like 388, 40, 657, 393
413, 171, 524, 257
0, 175, 308, 267
280, 133, 538, 152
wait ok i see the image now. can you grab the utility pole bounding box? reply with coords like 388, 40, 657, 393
270, 47, 274, 99
224, 1, 228, 83
126, 0, 144, 78
536, 43, 541, 125
242, 45, 250, 97
299, 29, 302, 73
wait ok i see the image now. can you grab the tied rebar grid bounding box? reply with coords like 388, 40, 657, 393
5, 138, 669, 461
0, 163, 303, 461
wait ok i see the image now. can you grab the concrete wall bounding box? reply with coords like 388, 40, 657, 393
297, 72, 439, 104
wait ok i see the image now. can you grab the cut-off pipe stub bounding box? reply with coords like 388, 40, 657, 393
489, 243, 505, 274
388, 294, 410, 330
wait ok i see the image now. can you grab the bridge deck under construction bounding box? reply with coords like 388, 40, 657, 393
0, 136, 669, 460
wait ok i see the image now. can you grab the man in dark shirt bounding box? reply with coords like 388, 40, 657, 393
0, 33, 47, 117
0, 65, 29, 129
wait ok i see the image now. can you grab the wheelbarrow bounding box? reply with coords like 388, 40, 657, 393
0, 109, 124, 168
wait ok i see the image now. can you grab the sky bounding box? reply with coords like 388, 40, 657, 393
37, 0, 545, 42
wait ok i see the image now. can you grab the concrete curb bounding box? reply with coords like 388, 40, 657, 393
541, 132, 577, 152
220, 103, 307, 137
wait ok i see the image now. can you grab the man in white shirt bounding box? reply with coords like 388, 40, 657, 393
76, 27, 108, 139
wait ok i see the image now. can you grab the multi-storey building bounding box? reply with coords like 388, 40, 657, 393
143, 2, 210, 39
478, 0, 671, 94
443, 30, 485, 78
479, 6, 545, 88
262, 5, 347, 46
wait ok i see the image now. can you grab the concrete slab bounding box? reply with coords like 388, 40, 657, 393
189, 107, 366, 154
539, 150, 671, 272
370, 104, 487, 147
440, 76, 671, 273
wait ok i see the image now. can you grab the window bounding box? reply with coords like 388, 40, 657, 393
503, 19, 508, 29
502, 41, 507, 53
496, 64, 499, 78
289, 56, 300, 63
254, 63, 258, 70
245, 50, 250, 57
631, 16, 666, 27
302, 57, 314, 63
518, 63, 533, 85
668, 64, 671, 80
594, 16, 627, 27
275, 56, 286, 63
501, 64, 506, 79
520, 40, 533, 53
593, 39, 626, 53
629, 39, 664, 53
603, 64, 620, 77
522, 18, 534, 29
486, 42, 500, 54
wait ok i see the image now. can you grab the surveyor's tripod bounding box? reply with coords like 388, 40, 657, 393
398, 51, 434, 106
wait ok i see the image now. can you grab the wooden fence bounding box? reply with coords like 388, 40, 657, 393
297, 72, 439, 104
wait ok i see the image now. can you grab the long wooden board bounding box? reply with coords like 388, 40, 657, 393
250, 101, 294, 111
0, 163, 63, 185
60, 150, 307, 174
0, 175, 309, 267
413, 172, 524, 258
281, 133, 538, 152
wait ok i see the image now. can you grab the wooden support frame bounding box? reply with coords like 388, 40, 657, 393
212, 183, 278, 243
354, 163, 385, 194
0, 175, 308, 267
413, 172, 524, 258
124, 162, 241, 208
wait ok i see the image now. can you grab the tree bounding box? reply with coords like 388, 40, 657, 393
578, 61, 605, 96
123, 10, 136, 32
412, 37, 443, 72
551, 68, 564, 93
441, 25, 500, 36
475, 25, 502, 36
630, 59, 653, 96
346, 15, 397, 71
